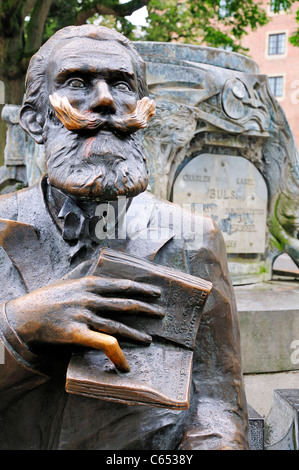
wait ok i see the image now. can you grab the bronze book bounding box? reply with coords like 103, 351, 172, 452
66, 248, 212, 410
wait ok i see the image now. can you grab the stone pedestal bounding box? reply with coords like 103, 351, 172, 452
0, 105, 27, 193
0, 105, 46, 194
236, 279, 299, 450
248, 405, 264, 450
264, 389, 299, 450
235, 280, 299, 374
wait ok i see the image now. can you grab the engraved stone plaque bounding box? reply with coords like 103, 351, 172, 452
173, 154, 268, 254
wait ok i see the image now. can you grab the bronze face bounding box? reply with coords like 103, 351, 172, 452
47, 39, 139, 118
48, 93, 155, 133
43, 38, 151, 202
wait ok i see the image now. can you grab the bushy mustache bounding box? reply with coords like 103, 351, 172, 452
49, 93, 156, 134
45, 117, 149, 201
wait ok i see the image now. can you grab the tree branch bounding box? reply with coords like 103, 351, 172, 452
117, 0, 150, 16
75, 0, 150, 25
25, 0, 53, 55
21, 0, 38, 19
0, 0, 37, 35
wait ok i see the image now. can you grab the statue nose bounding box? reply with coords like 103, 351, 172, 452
90, 81, 116, 113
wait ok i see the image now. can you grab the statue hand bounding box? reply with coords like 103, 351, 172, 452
5, 276, 163, 371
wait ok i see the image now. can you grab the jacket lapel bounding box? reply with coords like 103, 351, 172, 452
0, 182, 175, 293
114, 191, 175, 261
0, 218, 55, 292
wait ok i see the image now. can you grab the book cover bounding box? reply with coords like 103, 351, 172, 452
66, 344, 193, 409
66, 248, 212, 409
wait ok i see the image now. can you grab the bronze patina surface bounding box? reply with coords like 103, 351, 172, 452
0, 25, 248, 450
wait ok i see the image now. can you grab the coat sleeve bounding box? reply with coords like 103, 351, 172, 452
0, 230, 48, 411
153, 201, 249, 450
180, 215, 249, 450
0, 319, 49, 412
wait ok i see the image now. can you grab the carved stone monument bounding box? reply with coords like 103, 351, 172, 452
2, 37, 298, 449
0, 104, 46, 192
173, 154, 268, 256
2, 42, 299, 285
135, 42, 299, 285
133, 44, 299, 448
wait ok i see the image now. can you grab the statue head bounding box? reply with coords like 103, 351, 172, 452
19, 25, 155, 201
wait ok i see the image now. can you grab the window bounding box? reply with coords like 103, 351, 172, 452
219, 0, 229, 18
270, 1, 285, 12
268, 76, 284, 97
268, 33, 286, 55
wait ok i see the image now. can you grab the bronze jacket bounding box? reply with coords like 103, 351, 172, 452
0, 177, 248, 450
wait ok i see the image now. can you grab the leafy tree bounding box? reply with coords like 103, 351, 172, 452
143, 0, 297, 51
0, 0, 150, 105
0, 0, 150, 164
0, 0, 297, 106
289, 4, 299, 47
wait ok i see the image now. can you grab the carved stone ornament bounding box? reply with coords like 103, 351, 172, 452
2, 42, 299, 283
134, 42, 299, 283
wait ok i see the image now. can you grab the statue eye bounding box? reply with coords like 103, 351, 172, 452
68, 79, 86, 88
114, 82, 131, 91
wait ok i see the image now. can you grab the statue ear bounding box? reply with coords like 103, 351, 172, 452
19, 104, 44, 144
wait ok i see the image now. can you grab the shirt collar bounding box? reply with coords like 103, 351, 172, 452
46, 179, 132, 264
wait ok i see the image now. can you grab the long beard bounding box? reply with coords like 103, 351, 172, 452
44, 122, 148, 201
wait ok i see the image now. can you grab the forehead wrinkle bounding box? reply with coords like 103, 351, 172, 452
49, 38, 136, 75
55, 62, 136, 80
46, 38, 139, 95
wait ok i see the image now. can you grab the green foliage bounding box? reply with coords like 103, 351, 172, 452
86, 13, 138, 41
0, 0, 149, 103
143, 0, 270, 52
1, 0, 299, 104
267, 0, 299, 48
269, 0, 293, 13
42, 0, 80, 41
289, 7, 299, 47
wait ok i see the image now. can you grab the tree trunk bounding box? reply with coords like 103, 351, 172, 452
0, 29, 27, 105
0, 106, 6, 166
25, 0, 53, 56
0, 75, 26, 106
0, 27, 27, 164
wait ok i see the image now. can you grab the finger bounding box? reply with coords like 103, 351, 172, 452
84, 277, 161, 298
87, 314, 152, 344
86, 294, 165, 318
74, 328, 130, 372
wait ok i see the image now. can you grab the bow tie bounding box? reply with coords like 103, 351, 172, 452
58, 198, 105, 263
47, 181, 127, 264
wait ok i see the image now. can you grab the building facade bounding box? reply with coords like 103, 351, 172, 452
241, 0, 299, 147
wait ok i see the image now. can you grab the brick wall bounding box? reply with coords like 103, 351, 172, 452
241, 0, 299, 147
